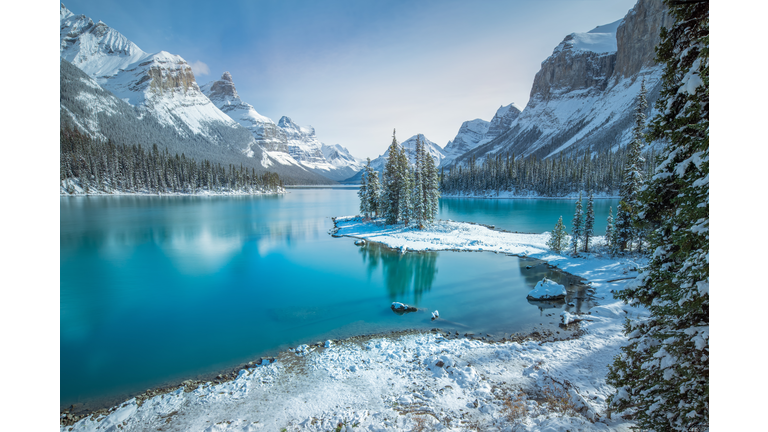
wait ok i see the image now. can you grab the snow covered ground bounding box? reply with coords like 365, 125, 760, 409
60, 217, 648, 432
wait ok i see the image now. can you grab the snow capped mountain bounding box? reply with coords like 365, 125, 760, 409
60, 4, 148, 80
441, 103, 521, 167
320, 144, 365, 180
200, 72, 287, 152
59, 4, 335, 185
449, 0, 672, 167
199, 71, 365, 181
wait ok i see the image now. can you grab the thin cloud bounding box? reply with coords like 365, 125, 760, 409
190, 60, 210, 77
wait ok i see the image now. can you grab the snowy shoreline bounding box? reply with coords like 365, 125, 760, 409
60, 217, 648, 432
59, 189, 285, 197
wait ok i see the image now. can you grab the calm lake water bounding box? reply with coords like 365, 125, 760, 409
60, 188, 617, 409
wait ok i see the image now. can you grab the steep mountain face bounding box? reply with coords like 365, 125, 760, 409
59, 4, 334, 185
449, 0, 673, 167
441, 103, 521, 167
343, 134, 445, 183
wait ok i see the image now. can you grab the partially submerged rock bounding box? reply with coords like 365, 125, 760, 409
391, 302, 418, 314
527, 278, 567, 301
354, 239, 365, 246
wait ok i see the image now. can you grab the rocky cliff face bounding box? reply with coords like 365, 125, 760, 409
449, 0, 669, 168
614, 0, 674, 78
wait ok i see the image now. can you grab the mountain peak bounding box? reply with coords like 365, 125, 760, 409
221, 71, 233, 82
60, 3, 73, 20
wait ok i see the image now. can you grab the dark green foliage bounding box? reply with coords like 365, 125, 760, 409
570, 192, 583, 255
60, 127, 282, 194
607, 1, 708, 430
546, 216, 568, 254
582, 192, 595, 252
440, 146, 656, 197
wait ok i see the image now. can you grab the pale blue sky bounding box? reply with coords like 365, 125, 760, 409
62, 0, 638, 159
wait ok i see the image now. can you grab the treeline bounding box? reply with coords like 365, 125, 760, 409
60, 127, 283, 195
359, 132, 440, 227
439, 145, 657, 197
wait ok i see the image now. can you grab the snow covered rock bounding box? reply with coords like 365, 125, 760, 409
527, 278, 567, 301
390, 302, 418, 314
431, 310, 439, 320
354, 239, 366, 246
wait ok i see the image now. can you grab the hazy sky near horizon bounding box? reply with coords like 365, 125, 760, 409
62, 0, 637, 159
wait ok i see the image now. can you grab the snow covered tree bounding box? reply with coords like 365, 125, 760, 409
582, 191, 595, 252
615, 79, 649, 252
570, 192, 583, 255
365, 161, 381, 218
412, 135, 425, 226
547, 216, 568, 253
381, 130, 403, 224
358, 159, 370, 218
607, 2, 708, 430
424, 145, 440, 223
397, 141, 414, 224
605, 206, 614, 249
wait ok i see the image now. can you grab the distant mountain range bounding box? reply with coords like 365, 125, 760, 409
441, 0, 673, 168
59, 4, 361, 185
60, 0, 670, 187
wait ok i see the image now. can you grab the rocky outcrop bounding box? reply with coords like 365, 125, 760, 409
529, 20, 621, 103
449, 0, 669, 167
614, 0, 674, 78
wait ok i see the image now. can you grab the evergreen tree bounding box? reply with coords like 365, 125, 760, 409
365, 161, 381, 218
570, 192, 583, 255
397, 140, 414, 224
547, 216, 568, 253
616, 78, 649, 251
381, 130, 402, 224
358, 158, 371, 218
605, 206, 614, 249
412, 135, 425, 226
423, 145, 440, 223
607, 2, 708, 430
583, 191, 595, 252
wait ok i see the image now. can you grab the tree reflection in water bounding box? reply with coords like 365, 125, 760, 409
358, 243, 438, 305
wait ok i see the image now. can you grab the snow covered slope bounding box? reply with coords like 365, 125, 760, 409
200, 72, 364, 181
59, 4, 334, 184
343, 134, 445, 184
200, 72, 287, 152
449, 0, 673, 167
441, 103, 521, 167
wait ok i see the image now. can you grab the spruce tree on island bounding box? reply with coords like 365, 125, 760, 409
358, 159, 370, 218
607, 1, 709, 430
381, 130, 403, 224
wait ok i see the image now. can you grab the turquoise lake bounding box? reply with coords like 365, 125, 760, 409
60, 188, 618, 410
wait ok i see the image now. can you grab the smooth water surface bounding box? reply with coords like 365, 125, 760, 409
440, 197, 618, 234
61, 190, 603, 410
